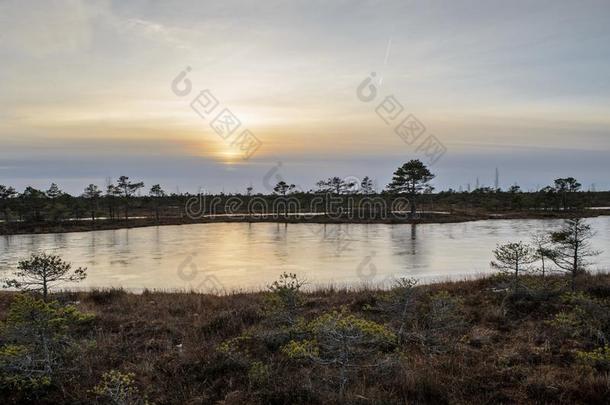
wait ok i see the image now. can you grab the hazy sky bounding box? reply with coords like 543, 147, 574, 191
1, 0, 609, 194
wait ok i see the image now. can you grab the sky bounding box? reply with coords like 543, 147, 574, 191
1, 0, 609, 194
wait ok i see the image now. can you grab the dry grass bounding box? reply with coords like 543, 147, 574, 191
0, 273, 609, 404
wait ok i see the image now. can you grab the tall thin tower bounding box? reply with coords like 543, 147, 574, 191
494, 168, 500, 191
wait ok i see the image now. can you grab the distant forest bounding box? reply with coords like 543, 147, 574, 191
1, 174, 608, 224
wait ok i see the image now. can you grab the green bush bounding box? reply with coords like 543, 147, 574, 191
0, 344, 52, 391
0, 294, 93, 392
92, 370, 148, 405
280, 308, 396, 396
217, 331, 255, 363
280, 339, 320, 360
548, 292, 609, 344
264, 272, 306, 325
308, 309, 397, 347
576, 346, 610, 371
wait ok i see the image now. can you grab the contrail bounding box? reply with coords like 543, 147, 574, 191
383, 37, 393, 65
378, 37, 393, 86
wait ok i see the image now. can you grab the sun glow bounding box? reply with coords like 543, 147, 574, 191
217, 149, 243, 164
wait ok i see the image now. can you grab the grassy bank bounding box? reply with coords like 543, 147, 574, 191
2, 209, 609, 236
1, 273, 609, 404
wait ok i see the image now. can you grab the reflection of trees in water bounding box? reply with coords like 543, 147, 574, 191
150, 226, 163, 262
273, 222, 289, 243
107, 229, 132, 268
1, 234, 11, 249
106, 229, 118, 246
389, 224, 430, 274
86, 232, 99, 266
445, 226, 455, 240
26, 234, 41, 251
53, 232, 67, 249
321, 224, 354, 258
356, 224, 380, 243
271, 223, 290, 264
0, 235, 15, 270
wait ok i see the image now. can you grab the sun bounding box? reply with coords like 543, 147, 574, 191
217, 149, 242, 164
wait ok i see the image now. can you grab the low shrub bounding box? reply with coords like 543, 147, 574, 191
92, 370, 148, 405
576, 345, 610, 371
0, 294, 93, 400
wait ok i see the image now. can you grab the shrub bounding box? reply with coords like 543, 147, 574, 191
247, 361, 271, 388
281, 308, 396, 397
0, 294, 93, 392
499, 276, 567, 318
576, 346, 610, 371
308, 309, 397, 348
92, 370, 148, 405
378, 277, 419, 342
264, 272, 306, 325
394, 278, 419, 327
216, 329, 268, 372
280, 339, 320, 360
0, 344, 52, 391
550, 307, 588, 336
87, 288, 126, 305
548, 292, 609, 344
420, 291, 467, 352
218, 333, 253, 361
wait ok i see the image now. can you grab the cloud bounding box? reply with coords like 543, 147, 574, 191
0, 0, 95, 56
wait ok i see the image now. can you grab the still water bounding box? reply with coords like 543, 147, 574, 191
1, 217, 609, 292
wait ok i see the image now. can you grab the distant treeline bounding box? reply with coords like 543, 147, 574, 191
1, 161, 609, 225
0, 176, 608, 224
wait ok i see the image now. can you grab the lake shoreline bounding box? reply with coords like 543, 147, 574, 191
1, 209, 609, 236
